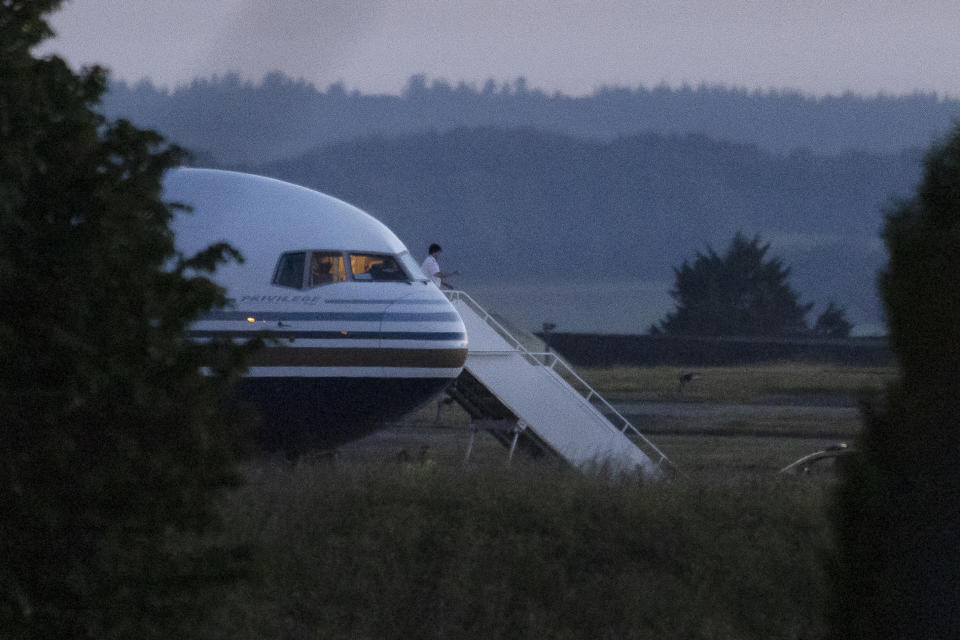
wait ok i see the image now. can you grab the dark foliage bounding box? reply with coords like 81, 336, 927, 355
0, 3, 251, 637
652, 233, 813, 336
812, 302, 853, 338
831, 124, 960, 638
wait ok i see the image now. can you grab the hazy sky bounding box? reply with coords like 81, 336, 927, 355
38, 0, 960, 98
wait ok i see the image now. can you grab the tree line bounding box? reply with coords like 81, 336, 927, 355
104, 72, 937, 333
103, 71, 960, 165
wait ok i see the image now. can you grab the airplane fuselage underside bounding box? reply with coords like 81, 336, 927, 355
235, 374, 456, 452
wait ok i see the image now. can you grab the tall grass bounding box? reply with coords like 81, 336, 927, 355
207, 459, 833, 639
195, 364, 872, 637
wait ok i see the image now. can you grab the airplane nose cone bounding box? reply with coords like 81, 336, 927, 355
380, 289, 468, 369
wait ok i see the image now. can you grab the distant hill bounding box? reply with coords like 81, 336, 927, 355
245, 128, 923, 334
102, 72, 935, 333
103, 72, 960, 165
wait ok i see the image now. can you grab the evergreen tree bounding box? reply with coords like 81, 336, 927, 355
812, 302, 853, 338
1, 3, 251, 637
830, 125, 960, 638
652, 233, 812, 336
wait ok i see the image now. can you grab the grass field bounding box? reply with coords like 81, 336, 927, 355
211, 459, 834, 639
355, 362, 896, 476
203, 364, 894, 639
578, 362, 896, 404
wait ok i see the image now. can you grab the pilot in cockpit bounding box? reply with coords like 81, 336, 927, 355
310, 256, 333, 286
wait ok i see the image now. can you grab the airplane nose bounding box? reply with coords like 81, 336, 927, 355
380, 290, 467, 364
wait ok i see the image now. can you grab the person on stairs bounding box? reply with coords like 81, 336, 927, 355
420, 243, 459, 289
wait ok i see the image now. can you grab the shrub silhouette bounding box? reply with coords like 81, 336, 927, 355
831, 124, 960, 639
0, 3, 251, 637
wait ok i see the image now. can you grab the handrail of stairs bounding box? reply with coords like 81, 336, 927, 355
444, 289, 673, 471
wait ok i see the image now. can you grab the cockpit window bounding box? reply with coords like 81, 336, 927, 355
274, 250, 347, 289
309, 252, 347, 288
274, 250, 413, 288
349, 253, 409, 282
273, 252, 306, 289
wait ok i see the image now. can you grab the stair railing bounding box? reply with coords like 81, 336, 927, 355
444, 289, 673, 471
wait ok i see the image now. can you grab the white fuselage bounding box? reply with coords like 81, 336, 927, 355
164, 168, 467, 451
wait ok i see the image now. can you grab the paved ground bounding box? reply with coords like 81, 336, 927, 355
331, 395, 860, 478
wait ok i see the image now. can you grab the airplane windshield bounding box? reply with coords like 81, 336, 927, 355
273, 251, 306, 288
273, 250, 348, 289
349, 253, 409, 282
308, 252, 347, 288
274, 250, 416, 288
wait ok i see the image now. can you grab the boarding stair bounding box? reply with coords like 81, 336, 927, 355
444, 368, 552, 460
444, 290, 672, 477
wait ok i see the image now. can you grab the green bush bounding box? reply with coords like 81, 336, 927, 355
831, 125, 960, 638
0, 3, 250, 637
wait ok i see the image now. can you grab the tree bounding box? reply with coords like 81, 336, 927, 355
812, 302, 852, 338
651, 233, 813, 336
830, 125, 960, 639
0, 3, 250, 637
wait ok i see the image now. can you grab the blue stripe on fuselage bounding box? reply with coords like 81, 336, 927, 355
185, 330, 466, 341
325, 299, 447, 305
203, 311, 460, 322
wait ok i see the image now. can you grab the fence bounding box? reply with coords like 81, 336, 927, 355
540, 333, 895, 367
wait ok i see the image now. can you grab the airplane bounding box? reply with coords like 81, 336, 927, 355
164, 167, 468, 453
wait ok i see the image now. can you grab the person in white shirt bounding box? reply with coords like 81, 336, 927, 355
420, 243, 458, 288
